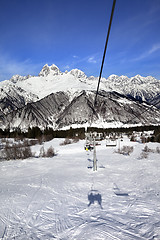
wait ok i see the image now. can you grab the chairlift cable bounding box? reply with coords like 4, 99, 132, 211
88, 0, 159, 131
92, 0, 159, 129
88, 0, 116, 127
86, 0, 116, 173
94, 0, 116, 107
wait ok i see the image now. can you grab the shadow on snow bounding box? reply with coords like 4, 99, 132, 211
88, 190, 103, 209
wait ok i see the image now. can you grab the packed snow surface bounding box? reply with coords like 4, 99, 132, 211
0, 137, 160, 239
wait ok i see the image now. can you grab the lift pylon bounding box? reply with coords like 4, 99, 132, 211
93, 138, 97, 171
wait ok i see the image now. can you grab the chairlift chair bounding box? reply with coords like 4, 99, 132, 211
106, 138, 117, 147
84, 133, 94, 150
84, 142, 94, 151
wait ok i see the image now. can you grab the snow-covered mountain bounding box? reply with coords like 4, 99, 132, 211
0, 64, 160, 130
0, 80, 38, 120
1, 64, 160, 103
102, 74, 160, 103
1, 90, 160, 131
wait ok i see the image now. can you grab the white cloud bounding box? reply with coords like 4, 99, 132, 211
73, 55, 79, 59
0, 52, 41, 81
131, 43, 160, 62
148, 43, 160, 54
87, 56, 97, 63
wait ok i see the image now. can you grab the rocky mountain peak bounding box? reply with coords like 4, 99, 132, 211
10, 74, 25, 83
130, 75, 144, 84
38, 64, 61, 77
69, 69, 87, 79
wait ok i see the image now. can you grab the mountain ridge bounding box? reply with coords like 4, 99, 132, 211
1, 90, 160, 131
0, 64, 160, 131
1, 64, 160, 103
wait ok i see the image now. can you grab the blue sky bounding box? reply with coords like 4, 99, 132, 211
0, 0, 160, 81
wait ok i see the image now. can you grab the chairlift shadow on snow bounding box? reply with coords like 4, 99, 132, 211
113, 183, 129, 196
87, 158, 93, 162
88, 190, 103, 209
87, 158, 93, 169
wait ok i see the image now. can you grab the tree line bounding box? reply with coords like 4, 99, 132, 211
0, 125, 160, 142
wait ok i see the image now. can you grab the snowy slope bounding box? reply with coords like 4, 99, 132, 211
9, 64, 99, 100
0, 137, 160, 239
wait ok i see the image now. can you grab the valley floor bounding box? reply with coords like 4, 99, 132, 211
0, 137, 160, 239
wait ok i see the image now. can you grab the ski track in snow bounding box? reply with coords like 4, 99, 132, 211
0, 137, 160, 239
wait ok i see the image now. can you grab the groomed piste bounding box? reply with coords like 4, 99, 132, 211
0, 136, 160, 239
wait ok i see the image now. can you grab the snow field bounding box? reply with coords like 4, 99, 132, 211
0, 137, 160, 239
